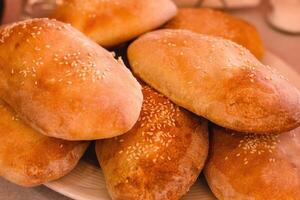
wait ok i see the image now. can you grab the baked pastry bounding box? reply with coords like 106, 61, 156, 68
51, 0, 177, 47
165, 8, 264, 59
172, 0, 200, 7
204, 125, 300, 200
96, 85, 208, 200
0, 100, 89, 187
0, 18, 143, 140
128, 29, 300, 134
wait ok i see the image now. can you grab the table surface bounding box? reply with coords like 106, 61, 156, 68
1, 2, 299, 200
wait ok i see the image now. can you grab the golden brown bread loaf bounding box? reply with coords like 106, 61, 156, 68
0, 101, 89, 187
0, 18, 143, 140
96, 85, 208, 200
128, 29, 300, 134
204, 125, 300, 200
51, 0, 177, 47
165, 8, 264, 59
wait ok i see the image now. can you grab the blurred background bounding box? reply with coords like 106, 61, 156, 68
2, 0, 300, 33
2, 0, 299, 73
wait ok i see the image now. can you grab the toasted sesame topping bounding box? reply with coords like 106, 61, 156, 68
238, 134, 279, 155
117, 86, 180, 163
11, 115, 19, 121
1, 19, 112, 86
269, 158, 276, 163
226, 133, 280, 165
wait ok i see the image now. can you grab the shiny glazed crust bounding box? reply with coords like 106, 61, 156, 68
0, 18, 143, 140
128, 29, 300, 134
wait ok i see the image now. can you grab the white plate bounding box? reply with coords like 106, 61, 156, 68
44, 51, 300, 200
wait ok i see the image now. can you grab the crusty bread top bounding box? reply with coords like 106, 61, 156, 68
204, 125, 300, 200
96, 85, 208, 200
0, 101, 89, 187
0, 18, 142, 140
165, 8, 264, 59
51, 0, 177, 47
128, 29, 300, 134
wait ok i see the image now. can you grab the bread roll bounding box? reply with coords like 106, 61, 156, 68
128, 29, 300, 134
204, 125, 300, 200
165, 8, 264, 59
96, 85, 208, 200
0, 18, 142, 140
0, 101, 89, 187
51, 0, 177, 47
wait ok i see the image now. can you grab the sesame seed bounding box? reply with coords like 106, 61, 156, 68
116, 85, 181, 163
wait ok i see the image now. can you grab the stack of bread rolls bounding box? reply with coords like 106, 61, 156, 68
126, 8, 300, 200
0, 0, 299, 199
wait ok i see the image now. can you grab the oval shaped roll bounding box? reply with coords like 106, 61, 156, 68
204, 125, 300, 200
128, 29, 300, 134
96, 85, 208, 200
0, 18, 142, 140
165, 8, 264, 59
51, 0, 177, 47
0, 101, 89, 187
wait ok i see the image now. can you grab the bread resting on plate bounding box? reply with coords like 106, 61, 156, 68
0, 101, 89, 187
96, 85, 208, 200
205, 125, 300, 200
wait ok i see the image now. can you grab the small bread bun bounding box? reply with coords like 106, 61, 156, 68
204, 125, 300, 200
128, 29, 300, 134
0, 18, 142, 140
0, 101, 89, 187
96, 85, 208, 200
51, 0, 177, 47
165, 8, 264, 59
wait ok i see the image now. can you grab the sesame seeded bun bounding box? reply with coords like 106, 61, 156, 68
96, 85, 208, 200
0, 18, 143, 140
128, 29, 300, 134
51, 0, 177, 47
204, 125, 300, 200
0, 101, 89, 187
165, 8, 264, 59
